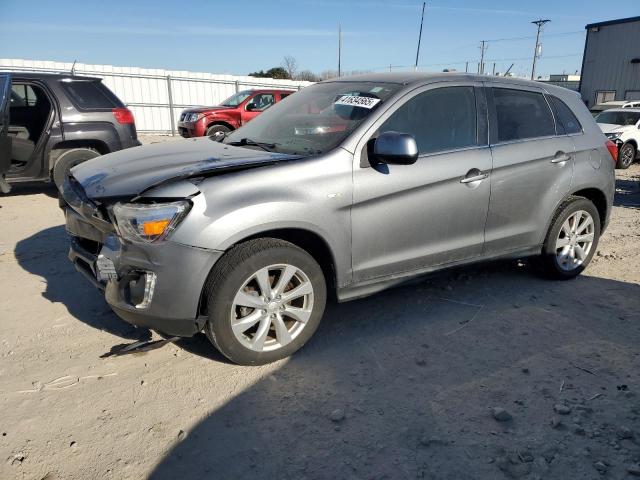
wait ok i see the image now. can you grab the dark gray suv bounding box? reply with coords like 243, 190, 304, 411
0, 72, 140, 193
59, 73, 616, 365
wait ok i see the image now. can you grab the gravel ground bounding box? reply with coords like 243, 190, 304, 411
1, 144, 639, 479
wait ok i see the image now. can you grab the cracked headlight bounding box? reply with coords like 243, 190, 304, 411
113, 201, 190, 243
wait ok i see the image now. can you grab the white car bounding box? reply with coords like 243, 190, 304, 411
591, 100, 640, 115
595, 108, 640, 169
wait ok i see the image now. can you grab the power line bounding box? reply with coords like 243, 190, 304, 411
367, 52, 581, 72
486, 30, 582, 43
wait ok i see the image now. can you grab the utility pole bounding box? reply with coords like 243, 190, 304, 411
465, 61, 468, 73
415, 2, 426, 71
338, 23, 342, 77
531, 19, 550, 80
504, 63, 514, 77
479, 40, 488, 74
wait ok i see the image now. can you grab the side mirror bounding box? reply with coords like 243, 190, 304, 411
246, 103, 257, 112
373, 131, 418, 165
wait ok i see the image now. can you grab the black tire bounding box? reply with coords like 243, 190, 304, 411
537, 196, 601, 279
205, 124, 231, 137
616, 142, 636, 169
52, 148, 100, 189
203, 238, 327, 365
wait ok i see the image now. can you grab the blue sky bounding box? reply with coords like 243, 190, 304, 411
1, 0, 638, 77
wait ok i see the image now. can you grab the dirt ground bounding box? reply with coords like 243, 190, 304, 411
1, 139, 640, 479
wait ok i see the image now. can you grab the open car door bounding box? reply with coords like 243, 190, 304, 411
0, 73, 11, 193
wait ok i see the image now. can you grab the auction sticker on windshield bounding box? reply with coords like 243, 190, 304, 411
335, 95, 381, 109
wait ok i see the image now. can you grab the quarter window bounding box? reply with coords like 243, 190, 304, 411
379, 86, 478, 155
549, 96, 582, 135
61, 80, 123, 110
492, 88, 555, 142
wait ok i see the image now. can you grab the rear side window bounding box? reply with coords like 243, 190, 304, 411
11, 84, 38, 107
380, 86, 478, 155
549, 96, 582, 134
492, 88, 555, 142
61, 80, 123, 110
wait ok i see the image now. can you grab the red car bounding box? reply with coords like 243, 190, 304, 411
178, 89, 295, 138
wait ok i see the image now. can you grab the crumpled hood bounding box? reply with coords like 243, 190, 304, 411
597, 123, 634, 134
71, 137, 299, 199
184, 106, 231, 115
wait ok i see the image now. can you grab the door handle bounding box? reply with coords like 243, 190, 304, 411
551, 153, 571, 164
460, 172, 489, 184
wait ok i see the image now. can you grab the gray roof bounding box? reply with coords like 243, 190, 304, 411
585, 16, 640, 29
324, 71, 548, 89
0, 71, 100, 81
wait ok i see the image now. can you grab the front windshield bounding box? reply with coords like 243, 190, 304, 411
596, 111, 640, 126
224, 82, 402, 155
221, 91, 252, 107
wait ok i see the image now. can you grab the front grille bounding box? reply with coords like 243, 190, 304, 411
76, 236, 102, 255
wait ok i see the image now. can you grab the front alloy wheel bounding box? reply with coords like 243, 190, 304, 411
204, 238, 326, 365
231, 264, 314, 352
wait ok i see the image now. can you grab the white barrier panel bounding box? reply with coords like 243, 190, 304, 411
0, 58, 313, 133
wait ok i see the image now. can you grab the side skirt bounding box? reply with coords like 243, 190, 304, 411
336, 245, 542, 302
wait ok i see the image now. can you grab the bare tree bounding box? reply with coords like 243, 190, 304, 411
296, 70, 321, 82
282, 55, 298, 80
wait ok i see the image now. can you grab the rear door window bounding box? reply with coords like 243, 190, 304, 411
11, 84, 37, 107
380, 86, 479, 155
61, 80, 123, 110
492, 88, 555, 142
549, 96, 582, 135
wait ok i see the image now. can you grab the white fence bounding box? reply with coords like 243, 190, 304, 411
0, 59, 312, 134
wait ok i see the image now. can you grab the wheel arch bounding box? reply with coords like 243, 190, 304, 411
206, 120, 235, 132
570, 187, 608, 230
540, 188, 609, 249
49, 140, 109, 170
198, 227, 338, 317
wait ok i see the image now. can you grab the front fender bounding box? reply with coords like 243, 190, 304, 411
170, 154, 353, 287
205, 111, 240, 129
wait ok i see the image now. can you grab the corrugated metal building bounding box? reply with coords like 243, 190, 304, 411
579, 16, 640, 108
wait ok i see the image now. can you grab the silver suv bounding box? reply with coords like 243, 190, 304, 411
59, 73, 616, 365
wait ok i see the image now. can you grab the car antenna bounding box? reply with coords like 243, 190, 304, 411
70, 60, 77, 76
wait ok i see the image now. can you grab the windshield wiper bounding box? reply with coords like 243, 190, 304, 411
226, 138, 278, 152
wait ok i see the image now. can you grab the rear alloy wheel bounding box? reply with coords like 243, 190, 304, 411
617, 142, 636, 169
204, 239, 326, 365
538, 197, 601, 279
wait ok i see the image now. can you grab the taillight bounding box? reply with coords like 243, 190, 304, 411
605, 140, 618, 162
112, 107, 135, 125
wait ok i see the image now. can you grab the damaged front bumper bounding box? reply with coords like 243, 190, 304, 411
63, 188, 222, 337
